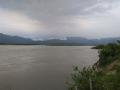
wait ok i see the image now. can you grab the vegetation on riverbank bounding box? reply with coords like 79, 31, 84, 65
67, 41, 120, 90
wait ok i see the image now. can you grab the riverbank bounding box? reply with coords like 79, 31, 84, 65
67, 42, 120, 90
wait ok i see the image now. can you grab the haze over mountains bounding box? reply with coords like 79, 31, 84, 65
0, 33, 120, 46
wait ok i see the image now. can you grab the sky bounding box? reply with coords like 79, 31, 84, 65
0, 0, 120, 40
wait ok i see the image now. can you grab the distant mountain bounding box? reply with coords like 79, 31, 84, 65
36, 37, 120, 46
0, 33, 120, 45
66, 37, 95, 45
66, 37, 120, 45
40, 39, 83, 46
0, 33, 35, 45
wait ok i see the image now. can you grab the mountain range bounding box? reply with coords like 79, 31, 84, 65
0, 33, 120, 45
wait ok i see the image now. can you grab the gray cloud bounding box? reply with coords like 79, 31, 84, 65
0, 0, 120, 39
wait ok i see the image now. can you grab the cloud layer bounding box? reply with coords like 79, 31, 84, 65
0, 0, 120, 39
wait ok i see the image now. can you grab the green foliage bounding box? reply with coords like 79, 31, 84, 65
67, 41, 120, 90
67, 67, 103, 90
99, 43, 120, 66
92, 45, 105, 49
67, 66, 120, 90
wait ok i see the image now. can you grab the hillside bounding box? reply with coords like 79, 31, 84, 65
67, 42, 120, 90
0, 33, 35, 45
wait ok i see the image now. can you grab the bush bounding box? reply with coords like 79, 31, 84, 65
98, 43, 120, 66
66, 67, 104, 90
67, 41, 120, 90
67, 66, 120, 90
92, 45, 105, 49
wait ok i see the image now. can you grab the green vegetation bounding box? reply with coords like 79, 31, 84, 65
92, 45, 105, 49
99, 42, 120, 66
67, 41, 120, 90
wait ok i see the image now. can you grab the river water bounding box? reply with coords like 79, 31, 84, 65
0, 46, 98, 90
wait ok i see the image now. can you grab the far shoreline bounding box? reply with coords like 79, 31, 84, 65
0, 44, 95, 46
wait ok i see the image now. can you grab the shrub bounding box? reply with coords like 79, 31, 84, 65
98, 43, 120, 66
67, 66, 120, 90
67, 41, 120, 90
66, 67, 104, 90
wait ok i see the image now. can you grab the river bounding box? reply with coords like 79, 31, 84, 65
0, 46, 98, 90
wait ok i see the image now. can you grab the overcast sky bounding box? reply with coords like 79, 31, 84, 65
0, 0, 120, 39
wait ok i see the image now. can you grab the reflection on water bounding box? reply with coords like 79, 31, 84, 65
0, 46, 98, 90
